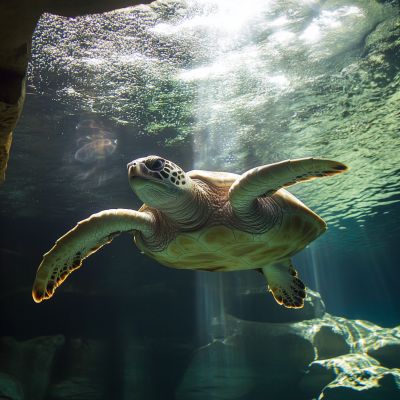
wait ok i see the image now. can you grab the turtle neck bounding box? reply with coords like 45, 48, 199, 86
158, 179, 211, 231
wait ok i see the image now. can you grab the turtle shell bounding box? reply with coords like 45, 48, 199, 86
187, 170, 240, 187
136, 180, 326, 273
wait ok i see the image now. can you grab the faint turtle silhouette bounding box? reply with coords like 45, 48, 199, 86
75, 138, 117, 163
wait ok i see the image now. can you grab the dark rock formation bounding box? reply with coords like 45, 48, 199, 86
0, 334, 194, 400
0, 372, 24, 400
0, 0, 152, 184
365, 333, 400, 370
0, 335, 65, 400
48, 338, 107, 400
313, 325, 350, 360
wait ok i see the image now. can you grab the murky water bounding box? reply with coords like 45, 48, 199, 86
0, 1, 399, 399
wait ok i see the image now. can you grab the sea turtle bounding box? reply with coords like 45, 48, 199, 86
32, 155, 348, 308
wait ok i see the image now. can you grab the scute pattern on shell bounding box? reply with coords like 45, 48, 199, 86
135, 179, 282, 254
140, 202, 325, 275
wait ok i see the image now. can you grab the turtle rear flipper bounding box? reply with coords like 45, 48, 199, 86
229, 158, 348, 211
262, 259, 307, 309
32, 209, 154, 303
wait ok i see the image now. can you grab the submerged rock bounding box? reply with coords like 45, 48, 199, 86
176, 320, 315, 400
177, 310, 400, 399
364, 325, 400, 370
0, 372, 24, 400
0, 290, 399, 399
48, 339, 107, 400
0, 335, 65, 400
303, 354, 400, 400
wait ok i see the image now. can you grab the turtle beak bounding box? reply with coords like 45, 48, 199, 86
127, 159, 166, 192
127, 161, 141, 180
128, 161, 150, 191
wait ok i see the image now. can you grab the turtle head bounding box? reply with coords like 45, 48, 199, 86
127, 155, 193, 210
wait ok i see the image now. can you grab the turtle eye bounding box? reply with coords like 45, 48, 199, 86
149, 159, 164, 171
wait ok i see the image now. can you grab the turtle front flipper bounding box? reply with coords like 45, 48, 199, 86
261, 259, 307, 308
229, 158, 348, 211
32, 209, 154, 303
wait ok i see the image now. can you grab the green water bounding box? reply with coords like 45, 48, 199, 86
0, 0, 400, 399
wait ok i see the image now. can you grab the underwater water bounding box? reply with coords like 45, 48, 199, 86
1, 0, 400, 399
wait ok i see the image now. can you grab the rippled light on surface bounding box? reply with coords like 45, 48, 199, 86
269, 16, 289, 27
269, 75, 289, 86
300, 6, 364, 43
271, 30, 296, 43
180, 64, 227, 81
